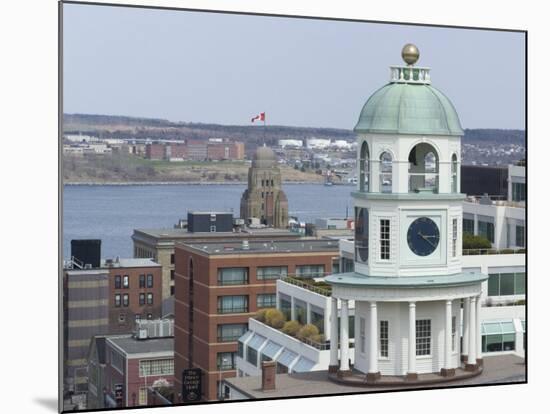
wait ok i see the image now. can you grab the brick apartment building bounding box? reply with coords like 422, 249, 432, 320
106, 258, 163, 333
173, 239, 340, 401
132, 224, 301, 302
145, 143, 165, 160
145, 141, 244, 161
92, 320, 175, 408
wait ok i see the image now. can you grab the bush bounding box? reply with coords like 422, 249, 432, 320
282, 320, 302, 337
265, 309, 285, 329
463, 233, 492, 250
256, 308, 270, 323
310, 333, 326, 344
296, 324, 320, 340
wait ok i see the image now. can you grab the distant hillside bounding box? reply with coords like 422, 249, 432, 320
63, 113, 525, 147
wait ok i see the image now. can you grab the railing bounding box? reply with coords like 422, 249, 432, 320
409, 173, 439, 193
281, 277, 332, 297
390, 65, 431, 84
462, 248, 525, 256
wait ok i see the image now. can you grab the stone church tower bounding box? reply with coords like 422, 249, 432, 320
240, 145, 288, 228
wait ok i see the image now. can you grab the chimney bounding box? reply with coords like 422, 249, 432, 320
261, 361, 276, 391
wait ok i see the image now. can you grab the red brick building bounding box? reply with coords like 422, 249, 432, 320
145, 143, 165, 160
106, 258, 163, 333
173, 239, 339, 401
101, 321, 174, 408
207, 141, 245, 160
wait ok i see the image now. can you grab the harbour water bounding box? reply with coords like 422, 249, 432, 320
63, 183, 355, 258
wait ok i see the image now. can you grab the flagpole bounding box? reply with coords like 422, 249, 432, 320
263, 112, 266, 146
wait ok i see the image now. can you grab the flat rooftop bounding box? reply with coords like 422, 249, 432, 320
133, 227, 300, 240
225, 354, 525, 399
107, 336, 174, 356
101, 258, 161, 268
178, 239, 340, 255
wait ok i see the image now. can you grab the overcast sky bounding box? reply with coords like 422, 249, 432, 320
63, 3, 525, 130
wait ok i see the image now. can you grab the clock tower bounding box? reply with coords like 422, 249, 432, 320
352, 43, 464, 279
326, 44, 487, 383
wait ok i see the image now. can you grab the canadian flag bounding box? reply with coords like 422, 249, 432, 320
251, 112, 266, 123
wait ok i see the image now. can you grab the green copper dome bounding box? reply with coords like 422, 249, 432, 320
354, 83, 463, 136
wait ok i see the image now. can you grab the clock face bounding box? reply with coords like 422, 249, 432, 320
407, 217, 440, 256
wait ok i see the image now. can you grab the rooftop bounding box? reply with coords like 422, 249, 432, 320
133, 227, 300, 241
325, 271, 488, 288
101, 258, 160, 268
224, 354, 524, 399
107, 335, 174, 356
178, 239, 340, 256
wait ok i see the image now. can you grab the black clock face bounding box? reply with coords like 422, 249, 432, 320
407, 217, 440, 256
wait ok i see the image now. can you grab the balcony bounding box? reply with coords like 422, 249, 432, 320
281, 276, 332, 297
462, 248, 525, 256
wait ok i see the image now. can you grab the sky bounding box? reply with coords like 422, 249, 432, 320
63, 3, 526, 130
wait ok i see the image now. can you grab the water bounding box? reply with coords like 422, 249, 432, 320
63, 184, 355, 258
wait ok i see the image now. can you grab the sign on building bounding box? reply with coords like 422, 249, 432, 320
181, 368, 202, 402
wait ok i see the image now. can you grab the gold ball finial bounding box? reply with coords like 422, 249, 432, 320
402, 43, 420, 65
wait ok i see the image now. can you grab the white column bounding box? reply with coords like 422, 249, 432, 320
476, 294, 482, 361
339, 299, 350, 371
468, 296, 477, 365
408, 302, 416, 374
369, 302, 378, 373
306, 302, 311, 325
329, 297, 339, 368
290, 296, 296, 321
462, 297, 470, 359
445, 300, 452, 369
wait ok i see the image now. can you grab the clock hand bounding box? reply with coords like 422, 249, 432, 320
418, 232, 436, 248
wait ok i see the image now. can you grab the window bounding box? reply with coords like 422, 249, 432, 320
135, 314, 141, 322
114, 294, 121, 307
147, 274, 154, 288
246, 347, 258, 366
217, 352, 236, 370
279, 294, 291, 320
170, 254, 175, 264
380, 320, 389, 357
359, 317, 366, 354
359, 141, 370, 192
138, 387, 147, 406
147, 293, 153, 305
114, 275, 121, 289
170, 285, 175, 296
110, 350, 124, 373
123, 294, 129, 307
139, 293, 145, 306
478, 220, 495, 243
237, 341, 244, 358
463, 218, 474, 235
516, 225, 525, 247
294, 299, 307, 325
452, 316, 457, 352
139, 274, 145, 288
217, 296, 249, 314
452, 218, 458, 257
481, 322, 516, 352
451, 153, 458, 193
416, 319, 431, 356
123, 275, 129, 288
217, 324, 248, 342
380, 219, 390, 260
355, 207, 369, 264
170, 270, 175, 281
379, 151, 393, 193
257, 266, 288, 280
257, 294, 276, 309
512, 182, 526, 202
310, 305, 325, 334
488, 272, 525, 296
218, 268, 248, 285
295, 265, 325, 278
118, 313, 126, 323
139, 359, 174, 376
